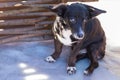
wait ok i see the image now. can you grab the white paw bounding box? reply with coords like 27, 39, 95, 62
67, 66, 76, 75
84, 70, 89, 75
45, 56, 56, 63
79, 48, 87, 54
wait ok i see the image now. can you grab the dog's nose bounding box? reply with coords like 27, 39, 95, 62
72, 32, 84, 40
77, 31, 84, 39
77, 33, 84, 38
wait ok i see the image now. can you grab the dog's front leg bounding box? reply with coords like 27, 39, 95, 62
84, 47, 99, 75
67, 45, 80, 75
45, 38, 63, 63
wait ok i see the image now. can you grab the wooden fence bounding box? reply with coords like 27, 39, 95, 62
0, 0, 98, 44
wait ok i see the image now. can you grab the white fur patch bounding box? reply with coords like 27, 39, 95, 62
45, 56, 56, 63
67, 2, 81, 5
79, 49, 87, 54
56, 29, 77, 46
62, 29, 72, 39
84, 70, 89, 75
67, 66, 76, 75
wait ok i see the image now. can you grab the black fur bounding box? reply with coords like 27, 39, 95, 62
47, 2, 106, 75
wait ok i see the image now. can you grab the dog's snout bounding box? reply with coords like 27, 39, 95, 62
77, 32, 84, 38
73, 31, 84, 40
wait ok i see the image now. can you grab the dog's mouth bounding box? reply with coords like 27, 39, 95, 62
70, 35, 81, 44
70, 35, 78, 41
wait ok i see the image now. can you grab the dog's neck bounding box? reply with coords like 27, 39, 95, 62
53, 17, 77, 46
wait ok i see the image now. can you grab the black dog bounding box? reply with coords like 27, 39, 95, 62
45, 2, 106, 75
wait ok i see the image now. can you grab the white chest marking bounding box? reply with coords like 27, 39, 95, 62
56, 29, 76, 46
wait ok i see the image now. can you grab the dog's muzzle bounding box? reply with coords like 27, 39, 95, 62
72, 31, 85, 40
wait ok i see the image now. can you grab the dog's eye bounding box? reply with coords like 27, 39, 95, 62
69, 18, 76, 23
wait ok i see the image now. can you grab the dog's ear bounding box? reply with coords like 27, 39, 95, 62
85, 4, 106, 19
48, 3, 67, 18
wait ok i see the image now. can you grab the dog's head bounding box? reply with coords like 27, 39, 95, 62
49, 2, 106, 41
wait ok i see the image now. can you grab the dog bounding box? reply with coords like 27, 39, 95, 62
45, 2, 106, 75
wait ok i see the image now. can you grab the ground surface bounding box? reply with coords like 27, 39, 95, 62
0, 41, 119, 80
0, 0, 120, 80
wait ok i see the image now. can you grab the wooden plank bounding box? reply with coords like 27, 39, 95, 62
25, 4, 56, 8
0, 4, 55, 11
0, 0, 59, 3
35, 21, 54, 26
0, 30, 52, 35
0, 2, 21, 8
0, 0, 23, 2
0, 12, 55, 20
0, 7, 41, 16
0, 6, 29, 11
1, 26, 40, 33
0, 31, 52, 44
62, 0, 98, 2
0, 17, 47, 28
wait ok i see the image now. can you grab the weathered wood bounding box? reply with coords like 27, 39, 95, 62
25, 4, 56, 8
1, 26, 39, 33
0, 0, 59, 3
0, 4, 54, 11
0, 12, 54, 20
62, 0, 98, 2
20, 0, 58, 5
36, 21, 54, 26
0, 17, 47, 27
0, 0, 23, 2
0, 6, 29, 11
0, 12, 55, 19
0, 31, 52, 44
0, 30, 52, 35
0, 2, 20, 8
0, 8, 41, 16
0, 25, 52, 36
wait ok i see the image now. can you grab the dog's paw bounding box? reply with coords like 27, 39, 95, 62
45, 56, 56, 63
67, 66, 76, 75
79, 48, 87, 54
84, 70, 89, 75
83, 69, 92, 75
